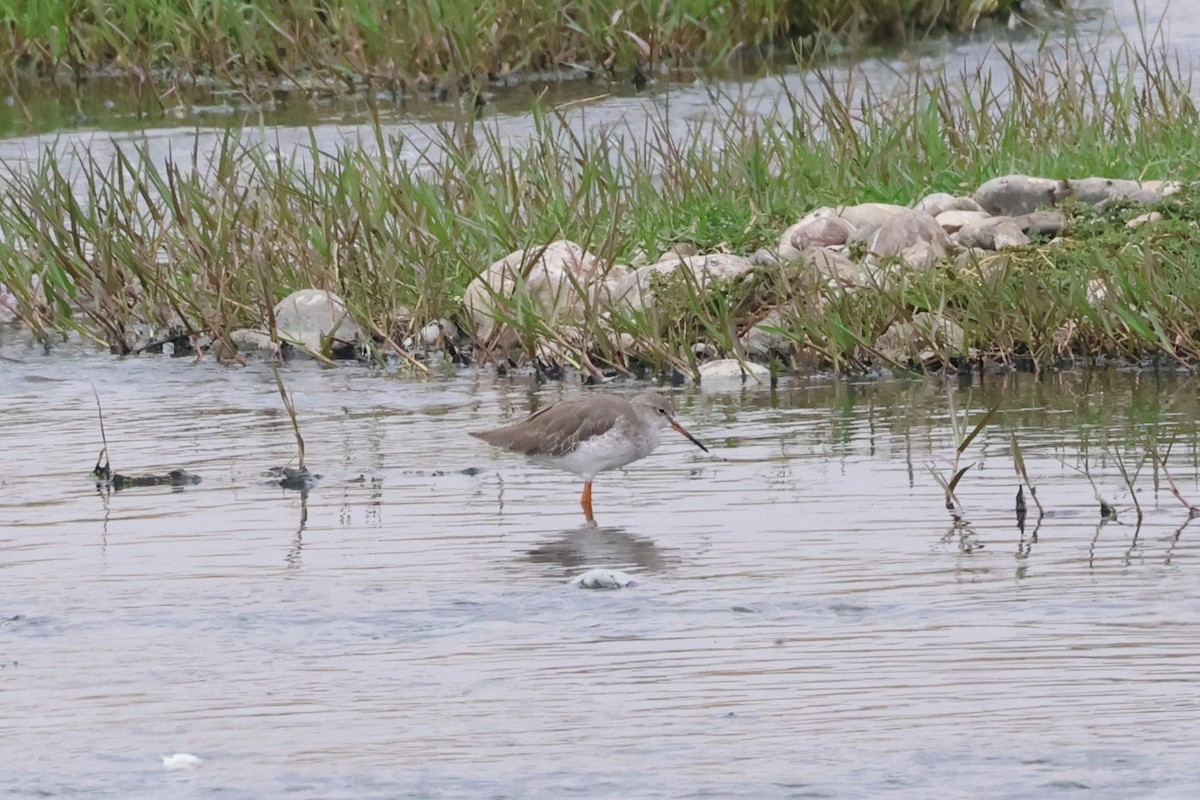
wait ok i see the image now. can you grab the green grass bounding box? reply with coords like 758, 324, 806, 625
0, 0, 1034, 94
1, 30, 1198, 375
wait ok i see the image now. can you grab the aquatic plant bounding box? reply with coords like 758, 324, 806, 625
1152, 442, 1200, 518
929, 392, 998, 514
1010, 433, 1044, 520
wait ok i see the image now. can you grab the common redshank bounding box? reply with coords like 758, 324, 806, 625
471, 392, 708, 520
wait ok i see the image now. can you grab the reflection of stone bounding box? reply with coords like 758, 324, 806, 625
525, 525, 675, 573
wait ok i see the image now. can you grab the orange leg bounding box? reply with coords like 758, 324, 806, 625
580, 480, 595, 522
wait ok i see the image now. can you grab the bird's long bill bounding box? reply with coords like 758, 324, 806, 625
670, 419, 710, 453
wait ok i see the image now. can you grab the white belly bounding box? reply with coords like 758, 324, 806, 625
533, 424, 659, 480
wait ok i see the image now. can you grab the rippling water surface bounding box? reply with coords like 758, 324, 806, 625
4, 331, 1200, 797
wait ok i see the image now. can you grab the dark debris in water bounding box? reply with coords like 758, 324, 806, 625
92, 451, 201, 491
403, 466, 484, 477
265, 466, 321, 491
379, 467, 484, 478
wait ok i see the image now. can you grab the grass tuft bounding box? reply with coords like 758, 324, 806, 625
1, 28, 1198, 372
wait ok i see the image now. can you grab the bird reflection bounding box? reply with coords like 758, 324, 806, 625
525, 523, 677, 574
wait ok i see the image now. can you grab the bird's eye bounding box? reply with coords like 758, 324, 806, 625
656, 407, 667, 415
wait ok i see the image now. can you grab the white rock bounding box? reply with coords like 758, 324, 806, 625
697, 358, 771, 387
0, 283, 17, 322
834, 202, 908, 230
607, 253, 755, 314
412, 318, 457, 348
992, 224, 1031, 250
1067, 177, 1150, 205
272, 289, 362, 356
777, 206, 838, 261
1016, 0, 1056, 21
229, 328, 274, 352
419, 323, 444, 346
915, 192, 958, 217
789, 215, 855, 252
570, 568, 636, 589
1127, 211, 1164, 228
952, 218, 1030, 250
899, 240, 939, 268
935, 209, 991, 234
740, 309, 791, 359
751, 248, 780, 267
1143, 180, 1183, 197
656, 242, 700, 261
849, 209, 950, 259
208, 328, 279, 361
796, 206, 838, 225
462, 240, 608, 348
1012, 210, 1067, 236
952, 247, 991, 273
162, 753, 204, 770
800, 246, 874, 286
974, 174, 1061, 216
874, 312, 967, 365
916, 192, 985, 218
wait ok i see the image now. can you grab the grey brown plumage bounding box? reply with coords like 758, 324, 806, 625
472, 395, 646, 458
471, 391, 708, 520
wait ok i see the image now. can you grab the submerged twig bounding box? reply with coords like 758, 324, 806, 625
91, 383, 112, 481
271, 365, 306, 473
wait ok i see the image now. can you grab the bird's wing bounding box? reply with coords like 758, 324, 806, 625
472, 398, 629, 457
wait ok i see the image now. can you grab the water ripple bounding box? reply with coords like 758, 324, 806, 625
3, 350, 1200, 797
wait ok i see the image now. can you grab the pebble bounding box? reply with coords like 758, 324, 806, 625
162, 753, 204, 771
570, 568, 636, 589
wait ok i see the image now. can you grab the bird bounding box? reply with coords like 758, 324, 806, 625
471, 392, 708, 521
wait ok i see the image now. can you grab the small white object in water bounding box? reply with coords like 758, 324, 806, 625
570, 568, 636, 589
161, 753, 204, 771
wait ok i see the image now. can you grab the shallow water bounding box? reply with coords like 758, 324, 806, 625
3, 330, 1200, 797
